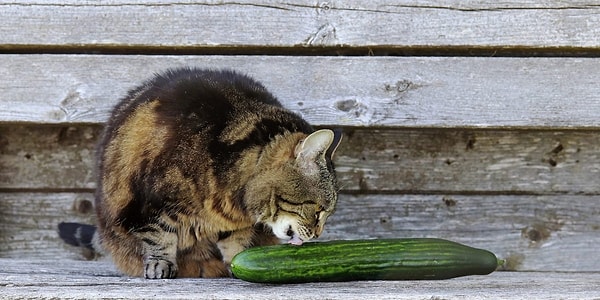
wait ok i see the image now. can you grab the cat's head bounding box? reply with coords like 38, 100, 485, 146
249, 129, 342, 245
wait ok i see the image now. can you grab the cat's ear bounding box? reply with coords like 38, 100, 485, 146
294, 129, 335, 163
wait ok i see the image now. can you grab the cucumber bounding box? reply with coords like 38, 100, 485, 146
231, 238, 501, 283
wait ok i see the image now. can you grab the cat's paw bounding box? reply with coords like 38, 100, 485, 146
144, 257, 177, 279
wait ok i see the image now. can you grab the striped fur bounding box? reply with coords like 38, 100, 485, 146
80, 68, 341, 278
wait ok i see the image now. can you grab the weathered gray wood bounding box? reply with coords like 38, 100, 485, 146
0, 193, 97, 260
330, 194, 600, 272
338, 128, 600, 194
2, 1, 599, 297
2, 192, 599, 272
1, 55, 600, 127
1, 259, 599, 299
0, 126, 100, 190
3, 126, 599, 194
3, 1, 600, 49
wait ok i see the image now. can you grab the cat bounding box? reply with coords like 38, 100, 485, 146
58, 68, 342, 279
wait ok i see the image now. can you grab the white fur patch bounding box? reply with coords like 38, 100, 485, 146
267, 215, 299, 241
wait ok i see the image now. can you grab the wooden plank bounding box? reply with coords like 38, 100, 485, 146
338, 128, 600, 194
3, 126, 600, 194
0, 193, 97, 260
2, 192, 599, 272
330, 194, 600, 272
1, 55, 600, 128
2, 1, 600, 49
1, 260, 599, 299
0, 126, 100, 190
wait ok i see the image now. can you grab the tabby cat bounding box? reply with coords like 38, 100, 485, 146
58, 68, 342, 279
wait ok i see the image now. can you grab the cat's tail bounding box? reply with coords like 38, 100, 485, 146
58, 222, 104, 255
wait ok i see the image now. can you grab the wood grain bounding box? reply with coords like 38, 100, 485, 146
2, 0, 600, 296
2, 192, 599, 272
0, 126, 100, 190
338, 128, 600, 194
329, 194, 600, 272
1, 259, 598, 299
1, 260, 599, 299
3, 126, 599, 194
2, 1, 600, 49
1, 55, 600, 128
0, 193, 97, 260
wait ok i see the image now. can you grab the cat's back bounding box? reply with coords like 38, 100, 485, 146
97, 68, 313, 189
104, 68, 285, 133
100, 68, 313, 156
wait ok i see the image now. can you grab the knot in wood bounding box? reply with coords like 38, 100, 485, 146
335, 99, 359, 112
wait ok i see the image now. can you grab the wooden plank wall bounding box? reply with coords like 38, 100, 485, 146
1, 1, 599, 272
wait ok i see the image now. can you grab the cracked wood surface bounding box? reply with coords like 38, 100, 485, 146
1, 55, 600, 127
2, 126, 600, 194
2, 1, 600, 49
2, 192, 600, 272
2, 2, 600, 296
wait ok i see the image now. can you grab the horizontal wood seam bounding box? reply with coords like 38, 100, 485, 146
2, 45, 600, 58
2, 188, 599, 196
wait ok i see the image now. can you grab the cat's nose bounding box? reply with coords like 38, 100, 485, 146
286, 226, 294, 237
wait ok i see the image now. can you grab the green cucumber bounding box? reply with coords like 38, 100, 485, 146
231, 238, 501, 283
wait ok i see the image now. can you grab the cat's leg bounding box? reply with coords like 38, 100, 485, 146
177, 240, 229, 278
136, 224, 179, 279
251, 223, 281, 247
217, 228, 255, 267
217, 224, 280, 267
198, 257, 230, 278
100, 225, 147, 277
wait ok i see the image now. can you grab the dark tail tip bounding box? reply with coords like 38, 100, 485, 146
58, 222, 97, 251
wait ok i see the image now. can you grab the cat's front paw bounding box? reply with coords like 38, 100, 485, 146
144, 257, 177, 279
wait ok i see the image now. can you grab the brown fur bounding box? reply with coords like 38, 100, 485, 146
93, 68, 341, 278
